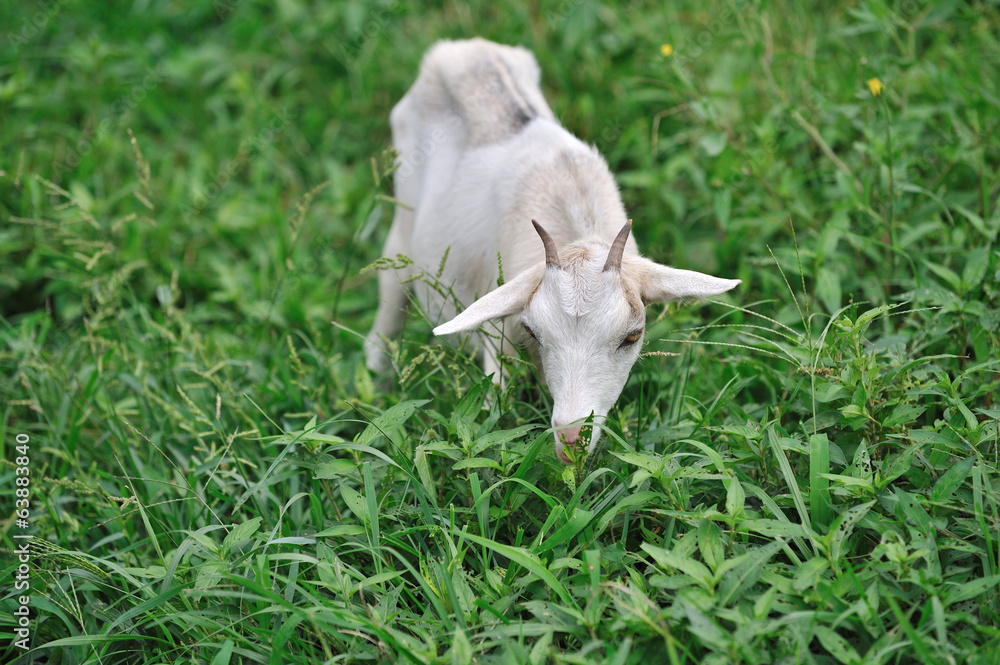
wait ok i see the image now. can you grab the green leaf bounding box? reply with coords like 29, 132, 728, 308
415, 446, 435, 495
353, 571, 403, 592
793, 556, 829, 591
448, 628, 473, 665
561, 465, 577, 491
314, 459, 356, 477
296, 430, 345, 444
754, 587, 777, 620
883, 403, 926, 428
699, 131, 728, 156
355, 359, 375, 403
821, 473, 876, 493
122, 565, 167, 578
816, 266, 842, 314
533, 508, 595, 554
725, 477, 745, 519
952, 398, 980, 432
830, 500, 875, 561
522, 600, 584, 628
609, 637, 633, 665
452, 457, 503, 471
924, 260, 962, 292
611, 450, 665, 474
879, 447, 915, 487
930, 457, 975, 502
717, 539, 784, 605
211, 640, 235, 665
962, 246, 990, 290
883, 354, 963, 384
314, 525, 366, 537
222, 517, 261, 555
529, 628, 553, 665
848, 440, 874, 480
815, 625, 861, 665
955, 205, 998, 241
840, 403, 867, 419
814, 381, 850, 403
472, 424, 536, 456
462, 533, 574, 606
341, 485, 368, 523
451, 377, 491, 429
596, 491, 661, 532
641, 542, 713, 589
810, 433, 832, 529
740, 519, 810, 539
698, 520, 724, 573
767, 426, 811, 528
683, 602, 727, 644
585, 550, 601, 593
325, 442, 402, 469
944, 573, 1000, 607
854, 303, 896, 331
894, 489, 933, 537
362, 462, 381, 565
356, 399, 429, 448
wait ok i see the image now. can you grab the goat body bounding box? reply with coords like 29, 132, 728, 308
365, 38, 740, 462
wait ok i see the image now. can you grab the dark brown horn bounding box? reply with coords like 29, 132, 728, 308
603, 219, 632, 272
532, 219, 561, 268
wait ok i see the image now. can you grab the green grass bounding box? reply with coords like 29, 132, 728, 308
2, 0, 1000, 663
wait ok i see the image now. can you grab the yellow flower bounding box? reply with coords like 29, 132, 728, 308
660, 44, 673, 57
867, 77, 885, 97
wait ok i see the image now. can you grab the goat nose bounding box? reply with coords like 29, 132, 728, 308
554, 424, 584, 463
558, 425, 582, 444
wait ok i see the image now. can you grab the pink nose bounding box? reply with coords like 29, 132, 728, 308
555, 425, 583, 463
559, 425, 582, 444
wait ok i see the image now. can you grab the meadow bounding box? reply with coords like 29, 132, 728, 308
1, 0, 999, 663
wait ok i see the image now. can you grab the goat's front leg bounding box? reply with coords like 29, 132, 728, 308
480, 330, 519, 389
364, 212, 413, 373
364, 275, 408, 373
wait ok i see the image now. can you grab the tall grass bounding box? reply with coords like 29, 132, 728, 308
2, 1, 999, 663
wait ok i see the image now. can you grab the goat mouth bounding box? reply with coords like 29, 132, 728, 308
554, 423, 594, 463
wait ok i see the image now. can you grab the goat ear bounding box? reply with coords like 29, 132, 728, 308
433, 264, 544, 336
636, 259, 741, 304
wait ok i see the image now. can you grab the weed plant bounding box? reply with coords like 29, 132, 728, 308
2, 1, 999, 663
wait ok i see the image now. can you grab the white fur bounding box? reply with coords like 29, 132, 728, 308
365, 38, 741, 462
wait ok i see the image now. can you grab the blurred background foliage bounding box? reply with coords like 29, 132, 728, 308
2, 0, 999, 662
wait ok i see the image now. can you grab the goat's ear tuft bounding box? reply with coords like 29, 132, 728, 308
433, 264, 544, 336
634, 258, 741, 304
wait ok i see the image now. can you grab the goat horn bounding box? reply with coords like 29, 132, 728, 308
532, 219, 561, 268
603, 219, 632, 272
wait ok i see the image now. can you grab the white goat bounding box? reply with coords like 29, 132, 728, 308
365, 38, 740, 462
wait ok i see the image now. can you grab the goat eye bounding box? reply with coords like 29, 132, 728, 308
522, 323, 539, 342
619, 329, 643, 348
